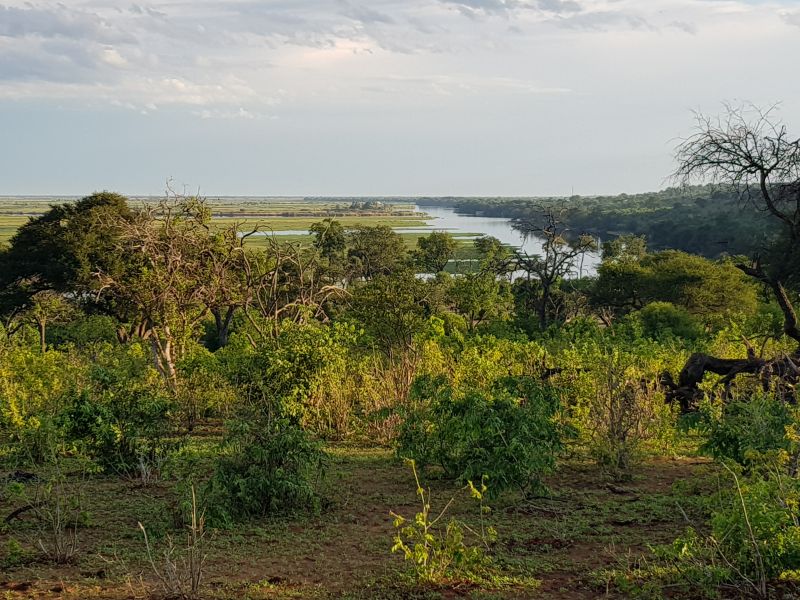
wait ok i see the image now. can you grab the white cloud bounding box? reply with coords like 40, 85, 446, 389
0, 0, 796, 125
781, 9, 800, 27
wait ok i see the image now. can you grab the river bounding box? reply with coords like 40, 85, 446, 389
409, 205, 600, 277
261, 204, 600, 277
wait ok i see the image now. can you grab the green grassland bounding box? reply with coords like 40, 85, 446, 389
0, 197, 427, 244
0, 198, 484, 263
0, 216, 27, 245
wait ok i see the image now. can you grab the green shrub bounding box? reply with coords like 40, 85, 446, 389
699, 394, 792, 467
202, 402, 324, 526
219, 320, 361, 439
0, 344, 83, 463
61, 386, 174, 475
397, 375, 564, 497
711, 472, 800, 583
620, 471, 800, 597
634, 302, 703, 340
1, 538, 31, 568
177, 346, 237, 429
585, 355, 673, 480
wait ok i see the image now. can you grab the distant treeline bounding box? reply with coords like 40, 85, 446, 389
418, 186, 777, 258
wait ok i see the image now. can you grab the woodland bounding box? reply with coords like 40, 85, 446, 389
1, 107, 800, 599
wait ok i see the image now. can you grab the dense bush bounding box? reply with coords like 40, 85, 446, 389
710, 473, 800, 582
61, 343, 176, 475
585, 355, 674, 479
202, 403, 324, 526
220, 320, 367, 438
0, 345, 84, 463
61, 387, 173, 475
614, 469, 800, 596
699, 394, 793, 467
397, 375, 564, 497
633, 301, 704, 341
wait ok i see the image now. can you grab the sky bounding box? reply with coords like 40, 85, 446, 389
0, 0, 799, 197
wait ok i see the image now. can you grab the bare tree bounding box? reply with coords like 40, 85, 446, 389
239, 236, 347, 343
667, 104, 800, 409
514, 207, 597, 330
675, 104, 800, 344
675, 104, 800, 241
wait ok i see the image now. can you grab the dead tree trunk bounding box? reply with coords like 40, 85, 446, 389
664, 352, 799, 413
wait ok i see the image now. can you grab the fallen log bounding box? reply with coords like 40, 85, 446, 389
663, 352, 799, 413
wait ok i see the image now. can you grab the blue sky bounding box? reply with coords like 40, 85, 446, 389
1, 0, 799, 197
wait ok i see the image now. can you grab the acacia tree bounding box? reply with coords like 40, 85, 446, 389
514, 208, 597, 330
668, 104, 800, 409
0, 192, 131, 298
0, 192, 132, 336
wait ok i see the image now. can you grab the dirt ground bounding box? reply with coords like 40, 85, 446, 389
0, 445, 716, 599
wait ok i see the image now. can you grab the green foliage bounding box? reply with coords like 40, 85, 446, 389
711, 471, 800, 583
390, 459, 495, 584
602, 234, 647, 263
347, 225, 408, 280
397, 375, 564, 497
349, 272, 440, 358
203, 403, 324, 526
634, 301, 704, 340
412, 231, 457, 273
1, 537, 30, 568
473, 235, 513, 277
310, 218, 347, 261
584, 354, 671, 480
60, 343, 176, 474
61, 387, 173, 475
699, 394, 792, 467
557, 339, 681, 470
592, 249, 758, 322
447, 273, 513, 331
220, 320, 361, 437
616, 469, 800, 597
176, 345, 237, 427
0, 344, 83, 463
0, 192, 131, 303
47, 314, 120, 347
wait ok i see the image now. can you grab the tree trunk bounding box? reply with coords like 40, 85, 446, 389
37, 317, 46, 353
149, 330, 179, 393
737, 262, 800, 346
117, 320, 153, 344
538, 284, 551, 331
212, 306, 236, 349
